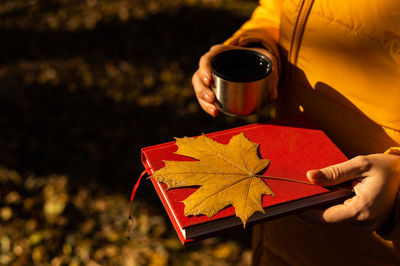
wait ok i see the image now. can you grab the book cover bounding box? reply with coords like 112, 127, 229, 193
140, 115, 354, 244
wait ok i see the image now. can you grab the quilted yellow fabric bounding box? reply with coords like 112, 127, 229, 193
224, 0, 400, 264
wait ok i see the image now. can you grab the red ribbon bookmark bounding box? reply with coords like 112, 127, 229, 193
127, 169, 148, 239
129, 169, 148, 218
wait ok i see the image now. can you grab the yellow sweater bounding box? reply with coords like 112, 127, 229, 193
225, 0, 400, 264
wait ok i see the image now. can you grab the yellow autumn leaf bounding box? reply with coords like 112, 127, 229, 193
153, 133, 275, 227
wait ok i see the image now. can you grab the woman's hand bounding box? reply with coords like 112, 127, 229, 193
301, 154, 400, 232
192, 44, 279, 117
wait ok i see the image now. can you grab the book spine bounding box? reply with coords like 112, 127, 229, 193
141, 150, 154, 175
141, 150, 192, 245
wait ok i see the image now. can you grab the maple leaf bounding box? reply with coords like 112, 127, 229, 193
153, 132, 275, 227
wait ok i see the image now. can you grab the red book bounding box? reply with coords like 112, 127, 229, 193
140, 115, 353, 244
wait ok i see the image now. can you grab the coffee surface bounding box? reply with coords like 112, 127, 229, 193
211, 49, 271, 82
215, 60, 267, 81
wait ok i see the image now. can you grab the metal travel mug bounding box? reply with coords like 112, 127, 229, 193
210, 49, 273, 117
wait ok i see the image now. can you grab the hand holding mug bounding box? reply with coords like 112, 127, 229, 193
192, 44, 279, 117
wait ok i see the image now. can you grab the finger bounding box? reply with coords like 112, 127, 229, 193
307, 156, 371, 186
192, 70, 216, 104
319, 195, 362, 223
299, 195, 361, 224
198, 98, 218, 117
199, 45, 232, 86
198, 53, 216, 86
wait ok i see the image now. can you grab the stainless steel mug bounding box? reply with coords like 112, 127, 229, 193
210, 49, 273, 117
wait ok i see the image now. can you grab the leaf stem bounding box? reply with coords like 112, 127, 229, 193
255, 175, 314, 185
257, 175, 354, 192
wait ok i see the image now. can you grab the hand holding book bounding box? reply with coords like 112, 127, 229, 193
301, 153, 400, 233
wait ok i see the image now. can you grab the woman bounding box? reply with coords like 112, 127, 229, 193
192, 0, 400, 265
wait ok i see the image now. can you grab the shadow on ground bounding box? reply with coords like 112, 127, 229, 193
0, 4, 269, 264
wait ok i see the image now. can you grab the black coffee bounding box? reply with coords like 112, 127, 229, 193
211, 49, 272, 82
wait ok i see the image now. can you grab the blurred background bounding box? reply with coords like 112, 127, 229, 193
0, 0, 275, 265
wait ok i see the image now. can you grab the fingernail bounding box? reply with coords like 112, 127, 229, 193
202, 75, 210, 85
204, 93, 214, 102
307, 169, 323, 182
209, 107, 217, 117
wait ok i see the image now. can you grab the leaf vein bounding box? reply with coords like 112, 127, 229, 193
240, 136, 254, 175
202, 137, 249, 174
185, 175, 251, 213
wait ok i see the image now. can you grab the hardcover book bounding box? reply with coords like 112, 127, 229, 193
139, 115, 353, 244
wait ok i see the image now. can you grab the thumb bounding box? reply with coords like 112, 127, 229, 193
307, 156, 369, 186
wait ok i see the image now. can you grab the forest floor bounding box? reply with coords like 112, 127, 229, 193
0, 1, 277, 265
